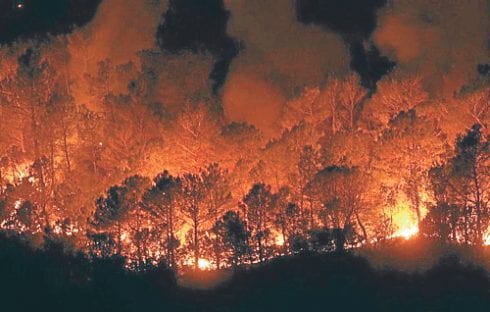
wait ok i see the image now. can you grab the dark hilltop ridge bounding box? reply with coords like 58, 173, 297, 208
1, 232, 489, 312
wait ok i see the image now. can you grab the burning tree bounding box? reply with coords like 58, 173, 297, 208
306, 166, 367, 251
143, 171, 182, 268
241, 183, 274, 263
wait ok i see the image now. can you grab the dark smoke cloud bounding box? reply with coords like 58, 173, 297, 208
295, 0, 395, 90
296, 0, 386, 38
0, 0, 102, 44
373, 0, 490, 96
66, 0, 168, 110
221, 0, 350, 135
156, 0, 240, 94
350, 42, 395, 90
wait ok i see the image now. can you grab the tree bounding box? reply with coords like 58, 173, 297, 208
360, 75, 428, 130
242, 183, 274, 262
0, 45, 64, 233
373, 110, 447, 225
448, 125, 489, 244
298, 145, 320, 229
143, 170, 182, 268
273, 187, 300, 255
94, 175, 150, 256
214, 211, 249, 268
318, 75, 367, 134
182, 172, 207, 270
166, 103, 222, 172
101, 70, 162, 175
201, 163, 232, 268
306, 166, 366, 251
420, 165, 459, 242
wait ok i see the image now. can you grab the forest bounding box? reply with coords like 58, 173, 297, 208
0, 0, 489, 310
0, 36, 488, 272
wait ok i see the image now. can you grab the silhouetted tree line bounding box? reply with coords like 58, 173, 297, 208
421, 124, 490, 244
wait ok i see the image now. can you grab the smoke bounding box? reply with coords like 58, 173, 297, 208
222, 0, 350, 134
66, 0, 168, 109
156, 0, 240, 95
373, 0, 490, 96
222, 69, 285, 136
79, 0, 165, 65
295, 0, 394, 90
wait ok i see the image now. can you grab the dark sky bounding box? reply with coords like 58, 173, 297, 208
0, 0, 101, 44
156, 0, 240, 95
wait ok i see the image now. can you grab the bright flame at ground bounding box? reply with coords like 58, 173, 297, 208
391, 203, 420, 240
483, 227, 490, 246
393, 225, 419, 240
197, 258, 212, 270
274, 233, 285, 246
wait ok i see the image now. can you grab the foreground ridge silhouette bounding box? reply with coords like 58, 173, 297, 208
0, 232, 489, 312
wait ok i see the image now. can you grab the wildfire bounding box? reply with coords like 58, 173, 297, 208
274, 233, 285, 246
197, 258, 212, 270
483, 227, 490, 246
3, 162, 31, 183
120, 231, 131, 244
393, 224, 419, 240
391, 201, 420, 240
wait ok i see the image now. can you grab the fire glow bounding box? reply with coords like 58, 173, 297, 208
197, 258, 212, 271
391, 207, 420, 240
0, 1, 487, 274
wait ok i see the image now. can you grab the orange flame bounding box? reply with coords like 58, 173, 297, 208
390, 198, 421, 240
483, 227, 490, 246
197, 258, 212, 270
273, 231, 285, 246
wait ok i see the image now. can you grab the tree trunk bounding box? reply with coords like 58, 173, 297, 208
193, 205, 199, 270
473, 164, 483, 245
117, 221, 122, 255
62, 121, 71, 172
356, 212, 368, 243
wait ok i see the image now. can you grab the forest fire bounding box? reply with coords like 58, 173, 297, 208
391, 203, 421, 240
0, 0, 488, 310
0, 0, 486, 275
484, 228, 490, 246
393, 224, 419, 240
274, 233, 285, 246
0, 47, 486, 270
197, 258, 212, 271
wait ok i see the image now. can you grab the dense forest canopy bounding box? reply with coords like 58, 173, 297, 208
0, 0, 488, 271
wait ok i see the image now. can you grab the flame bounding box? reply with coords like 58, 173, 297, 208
274, 233, 285, 246
197, 258, 212, 270
483, 227, 490, 246
391, 200, 420, 240
393, 224, 419, 240
6, 162, 31, 183
121, 231, 131, 243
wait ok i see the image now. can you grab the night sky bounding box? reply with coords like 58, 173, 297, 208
0, 0, 101, 43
